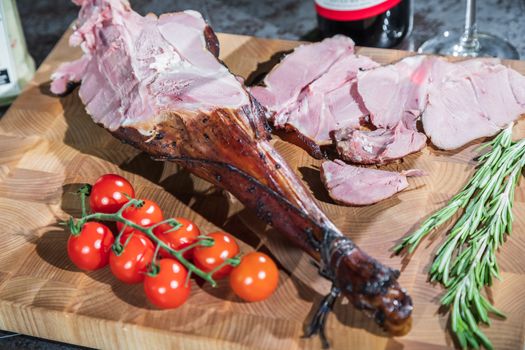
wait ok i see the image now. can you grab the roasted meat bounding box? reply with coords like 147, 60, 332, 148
333, 123, 427, 165
321, 160, 424, 206
357, 55, 433, 130
250, 37, 378, 158
422, 58, 525, 150
52, 0, 413, 345
357, 55, 525, 151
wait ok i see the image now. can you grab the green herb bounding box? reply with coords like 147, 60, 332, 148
394, 124, 525, 349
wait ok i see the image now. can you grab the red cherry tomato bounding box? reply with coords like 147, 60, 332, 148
193, 232, 240, 279
109, 232, 154, 284
89, 174, 135, 214
153, 217, 200, 259
116, 199, 163, 235
67, 222, 115, 271
229, 252, 279, 302
144, 258, 191, 309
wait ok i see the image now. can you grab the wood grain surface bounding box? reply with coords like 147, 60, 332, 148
0, 30, 525, 350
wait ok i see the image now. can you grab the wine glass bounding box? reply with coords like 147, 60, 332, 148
418, 0, 519, 59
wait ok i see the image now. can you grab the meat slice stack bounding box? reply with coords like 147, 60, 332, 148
250, 36, 378, 158
422, 58, 525, 149
357, 56, 525, 151
347, 55, 431, 164
251, 40, 430, 205
252, 38, 525, 206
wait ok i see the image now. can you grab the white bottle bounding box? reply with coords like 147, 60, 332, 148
0, 0, 35, 106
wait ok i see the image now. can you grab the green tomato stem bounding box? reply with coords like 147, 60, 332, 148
69, 197, 242, 288
206, 254, 242, 278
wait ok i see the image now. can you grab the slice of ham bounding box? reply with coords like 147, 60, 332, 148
357, 55, 435, 130
348, 55, 429, 163
333, 122, 427, 164
320, 160, 423, 206
250, 35, 355, 116
358, 54, 525, 151
423, 59, 525, 150
251, 37, 378, 157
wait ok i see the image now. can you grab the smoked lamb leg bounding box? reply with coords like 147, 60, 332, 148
51, 0, 413, 344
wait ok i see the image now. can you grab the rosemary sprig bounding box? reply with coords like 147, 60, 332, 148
394, 124, 525, 349
394, 125, 513, 255
67, 191, 240, 287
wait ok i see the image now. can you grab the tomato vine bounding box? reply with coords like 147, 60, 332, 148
66, 185, 240, 287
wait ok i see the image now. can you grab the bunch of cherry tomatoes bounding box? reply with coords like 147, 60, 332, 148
66, 174, 279, 309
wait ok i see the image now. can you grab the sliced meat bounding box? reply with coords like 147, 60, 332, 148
283, 55, 378, 144
321, 160, 422, 206
423, 59, 525, 150
358, 54, 525, 151
357, 55, 435, 130
333, 123, 427, 164
250, 35, 355, 115
250, 38, 378, 157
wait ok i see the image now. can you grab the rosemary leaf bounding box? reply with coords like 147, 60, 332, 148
394, 124, 525, 349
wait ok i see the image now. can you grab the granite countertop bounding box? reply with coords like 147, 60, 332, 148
1, 0, 524, 348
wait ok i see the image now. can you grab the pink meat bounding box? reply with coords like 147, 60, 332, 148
51, 0, 249, 132
358, 54, 525, 151
320, 160, 422, 206
284, 55, 378, 143
50, 56, 89, 95
250, 35, 355, 116
250, 38, 378, 157
357, 55, 435, 130
423, 59, 525, 150
333, 122, 427, 164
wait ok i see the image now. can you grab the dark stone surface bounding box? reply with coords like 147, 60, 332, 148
1, 0, 525, 348
12, 0, 525, 68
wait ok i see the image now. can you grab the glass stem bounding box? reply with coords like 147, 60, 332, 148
459, 0, 479, 51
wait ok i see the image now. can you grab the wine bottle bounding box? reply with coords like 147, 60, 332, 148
315, 0, 413, 48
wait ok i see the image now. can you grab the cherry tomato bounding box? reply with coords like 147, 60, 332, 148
109, 231, 154, 284
193, 232, 240, 279
153, 217, 200, 259
116, 199, 163, 235
67, 222, 115, 271
229, 252, 279, 302
89, 174, 135, 214
144, 258, 191, 309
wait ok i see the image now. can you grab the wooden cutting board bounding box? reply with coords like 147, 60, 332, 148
1, 30, 525, 350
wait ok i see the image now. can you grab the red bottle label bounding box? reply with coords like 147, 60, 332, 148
315, 0, 401, 21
